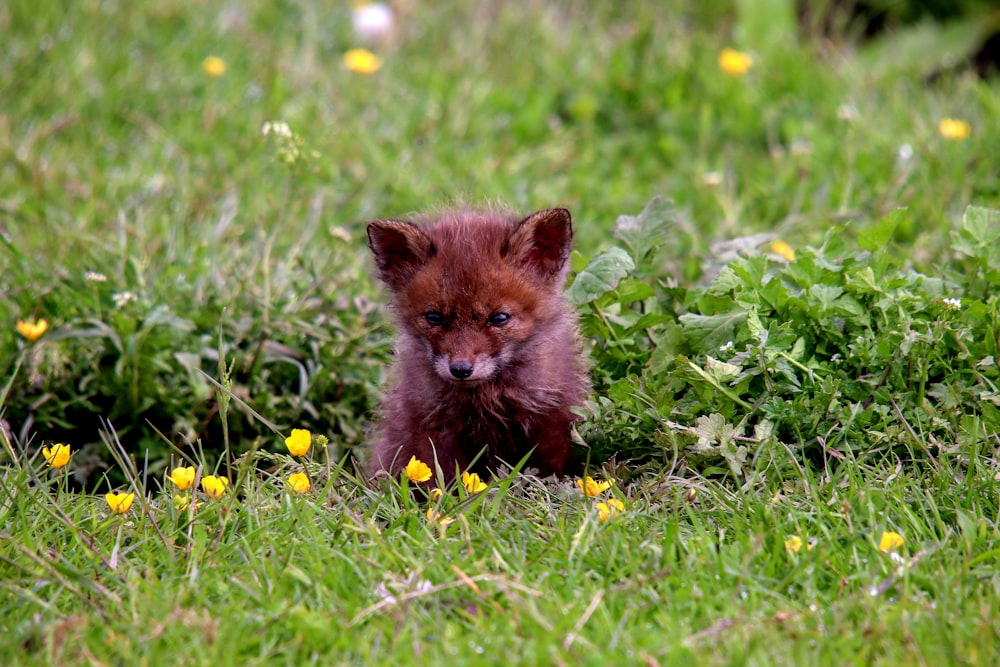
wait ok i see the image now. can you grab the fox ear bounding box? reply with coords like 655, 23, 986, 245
367, 219, 434, 289
505, 208, 573, 280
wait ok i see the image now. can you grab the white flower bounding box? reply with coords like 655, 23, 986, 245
261, 120, 292, 138
352, 2, 395, 43
85, 271, 107, 282
112, 291, 137, 308
942, 297, 961, 310
897, 143, 914, 163
836, 103, 859, 122
719, 341, 735, 352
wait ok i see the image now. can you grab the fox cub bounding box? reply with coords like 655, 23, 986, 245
366, 207, 588, 485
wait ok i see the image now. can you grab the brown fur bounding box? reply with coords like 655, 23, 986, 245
366, 207, 588, 485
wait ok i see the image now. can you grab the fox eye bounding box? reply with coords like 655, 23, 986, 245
488, 312, 511, 326
424, 312, 445, 326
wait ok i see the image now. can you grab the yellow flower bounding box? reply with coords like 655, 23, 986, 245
167, 466, 196, 491
878, 531, 905, 552
287, 472, 311, 494
784, 535, 803, 553
105, 492, 135, 515
577, 476, 612, 497
404, 456, 432, 483
202, 56, 226, 77
718, 48, 753, 77
461, 471, 487, 494
41, 443, 71, 469
284, 428, 312, 457
16, 319, 49, 341
770, 240, 795, 262
596, 498, 625, 522
344, 48, 382, 74
201, 475, 229, 499
426, 507, 456, 526
938, 118, 970, 140
428, 488, 443, 502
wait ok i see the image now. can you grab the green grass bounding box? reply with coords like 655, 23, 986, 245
2, 1, 1000, 664
4, 443, 999, 665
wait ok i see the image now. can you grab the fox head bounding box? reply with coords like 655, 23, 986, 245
367, 208, 573, 384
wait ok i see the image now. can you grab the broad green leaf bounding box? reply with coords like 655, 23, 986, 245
858, 209, 906, 252
567, 247, 634, 305
807, 285, 844, 313
679, 308, 748, 353
705, 356, 741, 383
614, 278, 657, 303
613, 196, 678, 267
962, 205, 1000, 245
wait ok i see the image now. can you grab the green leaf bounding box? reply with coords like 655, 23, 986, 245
858, 209, 906, 252
953, 205, 1000, 269
962, 205, 1000, 244
806, 285, 844, 313
679, 308, 748, 353
567, 247, 635, 306
613, 196, 678, 268
614, 278, 657, 303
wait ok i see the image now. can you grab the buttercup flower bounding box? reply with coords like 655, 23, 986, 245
785, 535, 816, 552
287, 472, 311, 494
105, 492, 135, 515
17, 319, 49, 341
718, 48, 753, 76
202, 475, 229, 499
577, 476, 612, 497
202, 56, 226, 77
344, 48, 382, 74
167, 466, 196, 491
285, 429, 312, 457
426, 507, 455, 526
404, 456, 432, 483
785, 535, 803, 553
770, 240, 795, 262
461, 471, 487, 494
878, 531, 905, 552
938, 118, 970, 140
596, 498, 625, 522
429, 488, 443, 502
42, 443, 71, 469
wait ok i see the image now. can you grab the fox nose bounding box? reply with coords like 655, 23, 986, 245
449, 361, 474, 379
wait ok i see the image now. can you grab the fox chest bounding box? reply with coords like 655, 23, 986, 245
425, 391, 538, 463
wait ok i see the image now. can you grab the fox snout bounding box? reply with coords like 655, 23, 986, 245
433, 351, 499, 384
448, 360, 474, 379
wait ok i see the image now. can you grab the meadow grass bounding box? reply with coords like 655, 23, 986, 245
2, 1, 1000, 664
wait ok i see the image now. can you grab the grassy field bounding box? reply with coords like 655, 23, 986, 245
3, 1, 1000, 664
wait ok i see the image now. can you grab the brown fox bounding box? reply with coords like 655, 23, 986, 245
366, 207, 588, 485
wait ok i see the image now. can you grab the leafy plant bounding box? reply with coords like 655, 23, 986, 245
575, 201, 1000, 479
